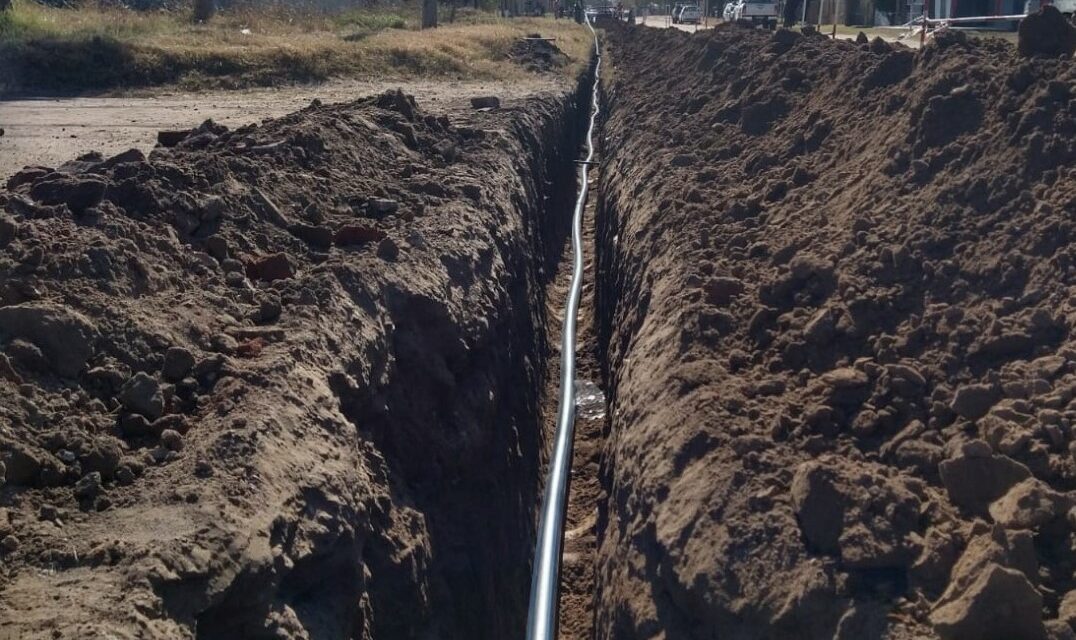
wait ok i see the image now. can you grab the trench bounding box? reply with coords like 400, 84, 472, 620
182, 61, 611, 640
164, 19, 1076, 640
543, 111, 610, 640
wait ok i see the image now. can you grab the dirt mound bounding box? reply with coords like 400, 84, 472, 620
0, 85, 588, 637
596, 23, 1075, 640
510, 34, 571, 73
1018, 5, 1076, 58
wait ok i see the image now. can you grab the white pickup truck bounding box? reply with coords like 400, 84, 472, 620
723, 0, 780, 28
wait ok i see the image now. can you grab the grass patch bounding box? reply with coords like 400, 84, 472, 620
336, 8, 413, 32
0, 0, 592, 96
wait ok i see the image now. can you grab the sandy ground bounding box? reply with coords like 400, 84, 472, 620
0, 78, 562, 181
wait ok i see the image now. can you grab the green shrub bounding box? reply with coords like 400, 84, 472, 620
335, 9, 410, 31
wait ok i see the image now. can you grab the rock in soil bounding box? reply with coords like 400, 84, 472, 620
0, 303, 98, 377
931, 562, 1046, 640
161, 346, 196, 382
119, 371, 164, 420
470, 96, 501, 109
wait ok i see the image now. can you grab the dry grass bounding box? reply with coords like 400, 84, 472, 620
0, 1, 591, 95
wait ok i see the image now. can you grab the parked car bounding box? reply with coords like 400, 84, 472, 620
679, 4, 702, 22
723, 0, 779, 27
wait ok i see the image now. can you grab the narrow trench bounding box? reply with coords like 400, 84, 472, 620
0, 29, 616, 640
531, 41, 609, 636
189, 70, 601, 639
334, 60, 611, 639
544, 151, 608, 640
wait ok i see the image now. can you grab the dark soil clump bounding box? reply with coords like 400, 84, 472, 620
510, 33, 571, 73
1018, 5, 1076, 58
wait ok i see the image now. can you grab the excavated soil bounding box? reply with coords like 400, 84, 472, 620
4, 13, 1076, 640
0, 78, 565, 186
510, 35, 573, 74
0, 77, 593, 638
596, 21, 1075, 640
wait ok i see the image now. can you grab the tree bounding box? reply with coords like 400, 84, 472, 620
422, 0, 438, 28
193, 0, 215, 23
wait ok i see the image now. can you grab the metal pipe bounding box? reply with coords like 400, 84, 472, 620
524, 14, 601, 640
924, 12, 1027, 20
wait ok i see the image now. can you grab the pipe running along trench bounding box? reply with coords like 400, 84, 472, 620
525, 15, 602, 640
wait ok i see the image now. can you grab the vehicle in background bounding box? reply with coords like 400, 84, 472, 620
724, 0, 780, 28
1026, 0, 1076, 20
679, 5, 703, 22
672, 3, 685, 21
586, 5, 617, 20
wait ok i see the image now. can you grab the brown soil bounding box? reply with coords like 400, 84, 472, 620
0, 78, 562, 185
545, 161, 606, 640
595, 22, 1075, 640
1018, 6, 1076, 58
0, 77, 591, 637
510, 35, 573, 73
4, 12, 1076, 640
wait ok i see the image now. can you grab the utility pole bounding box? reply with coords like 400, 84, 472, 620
422, 0, 438, 28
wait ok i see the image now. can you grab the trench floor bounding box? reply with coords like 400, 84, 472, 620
538, 162, 607, 639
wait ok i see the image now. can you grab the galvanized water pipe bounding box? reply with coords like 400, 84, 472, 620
524, 14, 601, 640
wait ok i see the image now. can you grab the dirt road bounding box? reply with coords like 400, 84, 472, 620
0, 78, 561, 180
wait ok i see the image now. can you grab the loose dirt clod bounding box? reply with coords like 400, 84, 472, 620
596, 22, 1075, 640
1018, 6, 1076, 58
